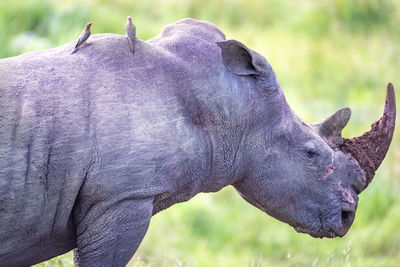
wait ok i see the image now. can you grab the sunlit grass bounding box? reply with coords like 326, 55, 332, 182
3, 0, 399, 266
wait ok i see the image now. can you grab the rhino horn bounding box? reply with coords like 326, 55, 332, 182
312, 107, 351, 147
341, 83, 396, 192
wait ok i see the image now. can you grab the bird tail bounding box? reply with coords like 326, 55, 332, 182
71, 47, 79, 55
128, 38, 134, 54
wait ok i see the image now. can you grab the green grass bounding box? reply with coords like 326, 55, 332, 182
2, 0, 399, 266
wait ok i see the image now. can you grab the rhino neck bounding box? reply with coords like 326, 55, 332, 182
199, 121, 250, 193
194, 75, 288, 193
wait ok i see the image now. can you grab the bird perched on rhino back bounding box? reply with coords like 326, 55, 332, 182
71, 22, 94, 55
125, 16, 136, 54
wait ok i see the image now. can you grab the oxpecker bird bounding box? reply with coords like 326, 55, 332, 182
71, 22, 94, 55
125, 16, 136, 54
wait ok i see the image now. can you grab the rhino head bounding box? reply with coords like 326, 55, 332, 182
217, 40, 396, 238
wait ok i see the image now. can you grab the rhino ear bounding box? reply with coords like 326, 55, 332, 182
217, 39, 268, 76
312, 108, 351, 147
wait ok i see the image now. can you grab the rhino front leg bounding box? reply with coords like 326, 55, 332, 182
73, 197, 153, 267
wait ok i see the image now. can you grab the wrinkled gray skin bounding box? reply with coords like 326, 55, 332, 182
0, 19, 381, 266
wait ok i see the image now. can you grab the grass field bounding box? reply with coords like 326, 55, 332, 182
2, 0, 399, 266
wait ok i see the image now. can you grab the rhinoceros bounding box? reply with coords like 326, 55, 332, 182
0, 18, 396, 266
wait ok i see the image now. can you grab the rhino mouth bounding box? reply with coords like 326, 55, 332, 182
293, 224, 341, 238
292, 209, 352, 238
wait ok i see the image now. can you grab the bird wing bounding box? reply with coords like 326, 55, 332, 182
126, 24, 136, 40
75, 29, 91, 48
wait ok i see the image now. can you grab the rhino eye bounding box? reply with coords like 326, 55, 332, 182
306, 150, 318, 158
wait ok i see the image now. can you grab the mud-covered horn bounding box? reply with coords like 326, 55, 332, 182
341, 83, 396, 191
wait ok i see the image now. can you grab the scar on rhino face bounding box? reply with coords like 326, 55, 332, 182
338, 182, 355, 204
322, 166, 333, 179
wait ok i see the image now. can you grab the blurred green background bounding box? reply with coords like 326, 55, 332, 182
1, 0, 399, 266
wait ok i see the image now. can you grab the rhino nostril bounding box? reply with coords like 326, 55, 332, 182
342, 211, 349, 221
351, 184, 361, 195
341, 209, 354, 225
